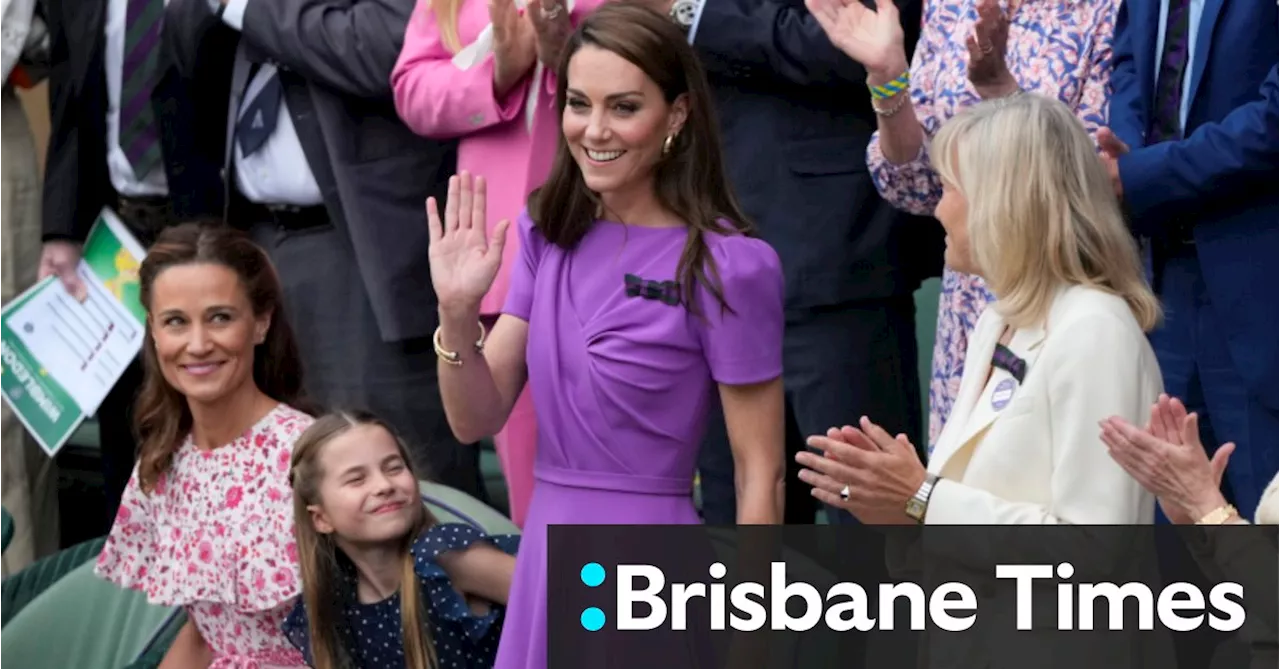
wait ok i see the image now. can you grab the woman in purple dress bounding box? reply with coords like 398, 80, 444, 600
424, 4, 786, 667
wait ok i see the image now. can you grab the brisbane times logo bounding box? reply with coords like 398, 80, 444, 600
574, 561, 1247, 633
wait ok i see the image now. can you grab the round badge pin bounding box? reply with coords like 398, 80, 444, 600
991, 378, 1017, 411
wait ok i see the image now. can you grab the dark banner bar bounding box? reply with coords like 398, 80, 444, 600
548, 524, 1278, 669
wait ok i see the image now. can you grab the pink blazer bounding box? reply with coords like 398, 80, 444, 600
392, 0, 604, 315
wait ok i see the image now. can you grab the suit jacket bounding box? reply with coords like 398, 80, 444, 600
1109, 0, 1279, 409
165, 0, 457, 343
924, 285, 1161, 525
692, 0, 943, 314
41, 0, 231, 243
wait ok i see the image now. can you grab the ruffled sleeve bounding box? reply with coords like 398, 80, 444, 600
412, 522, 520, 642
500, 210, 548, 322
94, 406, 313, 612
94, 464, 160, 590
693, 233, 785, 386
280, 600, 315, 666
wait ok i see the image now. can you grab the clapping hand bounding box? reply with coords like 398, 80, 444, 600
795, 417, 923, 525
965, 0, 1018, 98
806, 0, 909, 86
491, 0, 537, 97
1100, 395, 1234, 525
527, 0, 573, 69
427, 172, 509, 321
1096, 127, 1129, 199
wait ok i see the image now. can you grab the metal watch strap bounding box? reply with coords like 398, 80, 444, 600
906, 473, 939, 524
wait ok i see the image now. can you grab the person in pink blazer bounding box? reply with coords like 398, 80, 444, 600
392, 0, 603, 527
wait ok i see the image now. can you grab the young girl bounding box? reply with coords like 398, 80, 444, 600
282, 411, 519, 669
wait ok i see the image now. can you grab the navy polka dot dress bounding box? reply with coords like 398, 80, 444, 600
282, 523, 520, 668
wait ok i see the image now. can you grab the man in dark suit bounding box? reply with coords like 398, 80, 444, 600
646, 0, 939, 526
163, 0, 488, 501
1104, 0, 1277, 524
39, 0, 232, 526
1104, 2, 1277, 666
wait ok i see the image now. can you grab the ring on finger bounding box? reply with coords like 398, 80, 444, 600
541, 2, 563, 18
840, 485, 851, 501
980, 41, 994, 54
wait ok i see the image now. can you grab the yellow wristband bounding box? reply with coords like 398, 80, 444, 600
869, 71, 910, 100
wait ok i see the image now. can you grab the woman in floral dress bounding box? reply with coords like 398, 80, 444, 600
95, 223, 315, 668
809, 0, 1119, 452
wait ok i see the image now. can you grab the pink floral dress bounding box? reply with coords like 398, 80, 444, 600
95, 404, 314, 668
865, 0, 1118, 451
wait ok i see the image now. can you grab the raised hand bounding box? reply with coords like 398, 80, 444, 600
491, 0, 537, 97
426, 172, 509, 320
965, 0, 1018, 98
805, 0, 907, 83
527, 0, 573, 69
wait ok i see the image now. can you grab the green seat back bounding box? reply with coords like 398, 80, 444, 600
1, 559, 179, 669
419, 480, 520, 536
2, 508, 12, 555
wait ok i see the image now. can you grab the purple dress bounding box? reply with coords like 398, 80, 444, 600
493, 212, 785, 669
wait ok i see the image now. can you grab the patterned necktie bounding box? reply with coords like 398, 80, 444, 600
118, 0, 165, 178
237, 68, 283, 157
1149, 0, 1192, 143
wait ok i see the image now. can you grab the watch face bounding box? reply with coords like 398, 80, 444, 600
905, 499, 925, 520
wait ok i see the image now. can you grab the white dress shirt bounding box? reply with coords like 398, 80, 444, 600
221, 0, 324, 206
104, 0, 169, 197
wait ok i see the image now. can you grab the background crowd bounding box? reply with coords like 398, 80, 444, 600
0, 0, 1276, 665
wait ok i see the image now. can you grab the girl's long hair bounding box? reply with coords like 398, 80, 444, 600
289, 410, 440, 669
528, 2, 754, 316
427, 0, 463, 52
134, 222, 309, 494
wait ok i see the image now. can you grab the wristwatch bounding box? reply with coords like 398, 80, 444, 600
669, 0, 699, 32
905, 473, 940, 524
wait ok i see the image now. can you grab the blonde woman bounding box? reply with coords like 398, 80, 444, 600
391, 0, 606, 528
798, 94, 1162, 527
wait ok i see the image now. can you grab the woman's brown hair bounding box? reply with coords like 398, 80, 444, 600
134, 222, 308, 493
528, 2, 754, 315
289, 410, 440, 669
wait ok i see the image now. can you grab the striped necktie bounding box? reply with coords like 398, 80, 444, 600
1149, 0, 1192, 143
119, 0, 165, 179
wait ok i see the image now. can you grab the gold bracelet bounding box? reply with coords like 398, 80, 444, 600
433, 322, 486, 366
1195, 504, 1238, 525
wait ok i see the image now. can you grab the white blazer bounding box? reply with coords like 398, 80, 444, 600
924, 285, 1162, 525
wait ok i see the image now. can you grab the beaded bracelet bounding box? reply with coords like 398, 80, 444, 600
869, 71, 910, 100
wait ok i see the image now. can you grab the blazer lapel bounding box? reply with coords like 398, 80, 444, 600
1187, 0, 1227, 109
929, 315, 1050, 477
929, 311, 1004, 474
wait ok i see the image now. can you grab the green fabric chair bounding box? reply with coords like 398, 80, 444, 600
419, 480, 521, 536
1, 507, 12, 555
1, 558, 180, 669
2, 537, 106, 626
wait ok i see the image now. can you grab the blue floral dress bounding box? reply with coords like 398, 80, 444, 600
282, 523, 520, 668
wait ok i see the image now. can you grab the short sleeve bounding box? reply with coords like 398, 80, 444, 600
693, 234, 785, 386
411, 523, 520, 642
500, 210, 546, 322
94, 464, 159, 589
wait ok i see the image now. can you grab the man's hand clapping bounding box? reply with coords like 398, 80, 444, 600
1096, 127, 1129, 199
